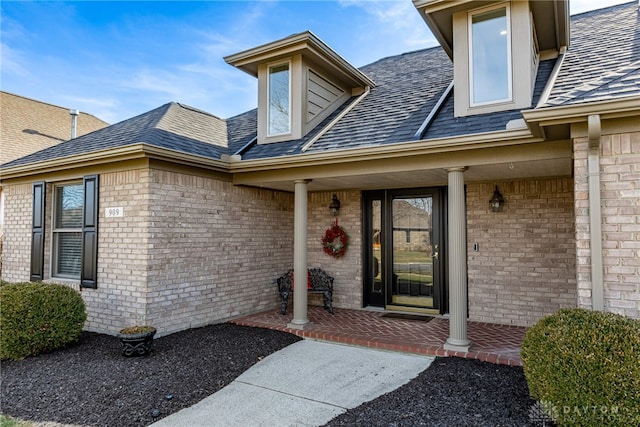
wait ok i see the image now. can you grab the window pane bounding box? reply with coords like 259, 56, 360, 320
55, 232, 82, 277
471, 7, 509, 104
268, 64, 290, 135
56, 184, 83, 228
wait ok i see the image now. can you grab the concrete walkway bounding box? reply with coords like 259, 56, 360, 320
150, 340, 433, 427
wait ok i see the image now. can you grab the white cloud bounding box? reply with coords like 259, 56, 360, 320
0, 43, 31, 79
338, 0, 437, 65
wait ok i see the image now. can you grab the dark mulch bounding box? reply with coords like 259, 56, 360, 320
1, 324, 301, 427
2, 324, 537, 427
326, 357, 537, 427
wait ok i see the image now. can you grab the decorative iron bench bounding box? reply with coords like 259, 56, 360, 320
277, 268, 334, 315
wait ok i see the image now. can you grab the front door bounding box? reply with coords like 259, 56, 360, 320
363, 188, 446, 314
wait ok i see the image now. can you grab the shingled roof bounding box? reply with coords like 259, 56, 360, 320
2, 1, 638, 170
544, 1, 640, 106
0, 91, 108, 165
1, 103, 228, 169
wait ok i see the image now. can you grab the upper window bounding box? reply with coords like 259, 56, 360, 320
268, 63, 291, 135
53, 183, 83, 278
469, 5, 511, 106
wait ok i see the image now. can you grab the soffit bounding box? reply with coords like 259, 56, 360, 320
232, 139, 572, 192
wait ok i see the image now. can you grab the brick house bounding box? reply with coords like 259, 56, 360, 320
1, 1, 638, 350
0, 91, 108, 273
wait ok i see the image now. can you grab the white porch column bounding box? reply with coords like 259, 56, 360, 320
288, 179, 312, 329
444, 167, 472, 352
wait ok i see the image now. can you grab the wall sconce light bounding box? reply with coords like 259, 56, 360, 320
329, 193, 341, 216
489, 185, 504, 212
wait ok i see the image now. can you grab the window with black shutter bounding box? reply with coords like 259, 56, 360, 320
32, 175, 99, 287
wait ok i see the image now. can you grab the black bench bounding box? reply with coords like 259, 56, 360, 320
277, 268, 334, 315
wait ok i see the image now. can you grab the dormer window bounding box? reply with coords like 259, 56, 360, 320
224, 31, 374, 146
469, 5, 512, 106
414, 0, 569, 118
268, 63, 291, 136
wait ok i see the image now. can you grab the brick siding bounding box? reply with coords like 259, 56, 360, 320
8, 154, 635, 333
81, 169, 152, 333
1, 183, 32, 282
467, 178, 577, 326
574, 131, 640, 318
144, 169, 293, 335
2, 169, 294, 336
307, 191, 362, 309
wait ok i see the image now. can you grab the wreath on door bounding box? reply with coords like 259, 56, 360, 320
322, 221, 349, 258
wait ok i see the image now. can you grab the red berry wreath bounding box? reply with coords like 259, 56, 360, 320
322, 223, 349, 258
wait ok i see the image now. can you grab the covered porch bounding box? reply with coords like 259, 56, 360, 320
231, 306, 526, 366
231, 132, 572, 358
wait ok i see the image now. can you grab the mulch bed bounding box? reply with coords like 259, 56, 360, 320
326, 356, 537, 426
1, 324, 301, 427
2, 323, 537, 427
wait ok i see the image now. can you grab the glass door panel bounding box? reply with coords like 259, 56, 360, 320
364, 194, 385, 307
363, 188, 444, 313
391, 196, 436, 309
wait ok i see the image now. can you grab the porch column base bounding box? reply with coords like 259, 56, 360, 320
287, 320, 313, 330
444, 338, 472, 353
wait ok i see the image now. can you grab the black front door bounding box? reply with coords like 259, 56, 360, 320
363, 188, 447, 314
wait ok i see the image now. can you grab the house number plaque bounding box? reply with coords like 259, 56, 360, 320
105, 207, 124, 218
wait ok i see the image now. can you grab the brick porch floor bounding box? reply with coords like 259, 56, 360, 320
231, 306, 526, 366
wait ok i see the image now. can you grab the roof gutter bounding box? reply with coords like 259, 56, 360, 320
229, 127, 539, 173
522, 96, 640, 136
0, 144, 230, 181
588, 114, 604, 311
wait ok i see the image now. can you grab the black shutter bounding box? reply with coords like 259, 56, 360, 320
30, 181, 46, 281
80, 175, 99, 288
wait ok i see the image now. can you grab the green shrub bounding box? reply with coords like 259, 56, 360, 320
521, 308, 640, 426
0, 282, 87, 360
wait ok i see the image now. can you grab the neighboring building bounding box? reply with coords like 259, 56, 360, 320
1, 1, 638, 351
0, 91, 108, 274
0, 91, 109, 165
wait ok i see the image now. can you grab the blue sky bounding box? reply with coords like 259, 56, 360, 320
1, 0, 631, 124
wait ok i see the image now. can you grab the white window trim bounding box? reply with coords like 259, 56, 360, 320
266, 60, 292, 137
468, 3, 513, 108
51, 181, 83, 280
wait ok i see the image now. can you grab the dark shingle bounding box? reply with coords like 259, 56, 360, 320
2, 103, 230, 168
545, 1, 640, 106
226, 109, 257, 155
4, 2, 636, 169
306, 48, 452, 152
423, 59, 555, 139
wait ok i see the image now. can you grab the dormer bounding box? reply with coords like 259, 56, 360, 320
225, 31, 375, 144
413, 0, 569, 117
